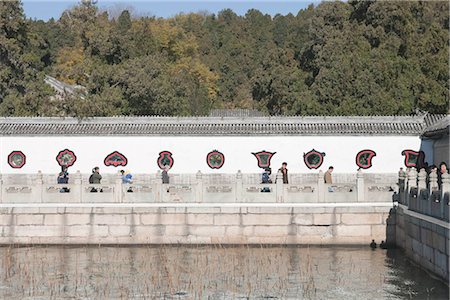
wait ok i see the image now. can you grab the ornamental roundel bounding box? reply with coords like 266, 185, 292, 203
157, 151, 174, 169
104, 151, 128, 167
8, 151, 26, 168
56, 149, 77, 167
207, 150, 225, 169
303, 149, 325, 169
401, 150, 425, 168
252, 151, 276, 169
356, 150, 376, 169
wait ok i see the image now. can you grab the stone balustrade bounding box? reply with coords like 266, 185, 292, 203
0, 170, 397, 204
399, 169, 450, 222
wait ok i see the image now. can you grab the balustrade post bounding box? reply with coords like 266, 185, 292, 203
35, 171, 43, 203
406, 168, 417, 208
357, 170, 364, 202
155, 170, 162, 202
196, 171, 203, 203
0, 173, 2, 203
429, 170, 438, 190
318, 170, 324, 202
236, 170, 243, 202
429, 170, 438, 215
73, 170, 82, 203
417, 169, 427, 190
440, 173, 449, 219
417, 168, 427, 213
276, 171, 284, 203
115, 173, 123, 203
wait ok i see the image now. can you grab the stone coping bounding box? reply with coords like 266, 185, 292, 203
0, 202, 394, 208
398, 204, 450, 229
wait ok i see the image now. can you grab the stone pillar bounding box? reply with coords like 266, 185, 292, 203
115, 173, 123, 203
417, 169, 427, 191
429, 170, 438, 215
276, 171, 284, 203
440, 172, 449, 219
357, 170, 364, 202
73, 170, 82, 203
406, 168, 417, 208
196, 170, 203, 203
236, 170, 243, 202
34, 171, 44, 203
155, 170, 162, 202
0, 173, 2, 203
417, 168, 427, 214
318, 170, 324, 203
429, 170, 438, 191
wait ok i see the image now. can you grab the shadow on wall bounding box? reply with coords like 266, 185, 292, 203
420, 136, 450, 168
385, 207, 396, 248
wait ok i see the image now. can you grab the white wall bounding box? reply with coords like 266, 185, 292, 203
0, 136, 421, 174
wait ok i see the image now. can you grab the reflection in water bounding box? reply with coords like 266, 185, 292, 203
0, 246, 448, 299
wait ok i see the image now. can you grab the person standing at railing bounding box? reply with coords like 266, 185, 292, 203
120, 170, 133, 184
324, 166, 333, 184
261, 168, 272, 192
262, 168, 272, 184
57, 165, 70, 193
438, 162, 448, 189
277, 162, 288, 184
89, 167, 102, 192
162, 165, 170, 184
120, 170, 133, 193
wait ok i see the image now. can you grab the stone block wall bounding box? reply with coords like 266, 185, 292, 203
0, 205, 392, 245
395, 204, 449, 282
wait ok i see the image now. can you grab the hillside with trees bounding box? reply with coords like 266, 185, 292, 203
0, 0, 448, 117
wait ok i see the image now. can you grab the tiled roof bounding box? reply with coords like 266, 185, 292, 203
0, 114, 446, 136
422, 115, 449, 137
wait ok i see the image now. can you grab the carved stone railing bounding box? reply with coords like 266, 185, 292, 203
399, 168, 450, 222
0, 170, 397, 204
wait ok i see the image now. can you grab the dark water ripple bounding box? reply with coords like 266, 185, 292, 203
0, 245, 448, 299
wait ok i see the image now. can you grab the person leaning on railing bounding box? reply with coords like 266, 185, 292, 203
438, 162, 448, 189
57, 165, 70, 193
89, 167, 102, 192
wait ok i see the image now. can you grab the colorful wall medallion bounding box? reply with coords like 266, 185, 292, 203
356, 150, 376, 169
207, 150, 225, 169
8, 151, 26, 168
104, 151, 128, 167
304, 149, 325, 169
157, 151, 174, 169
252, 151, 276, 168
56, 149, 77, 167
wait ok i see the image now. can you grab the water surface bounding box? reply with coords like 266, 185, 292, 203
0, 246, 448, 299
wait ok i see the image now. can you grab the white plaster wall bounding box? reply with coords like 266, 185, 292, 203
0, 136, 421, 174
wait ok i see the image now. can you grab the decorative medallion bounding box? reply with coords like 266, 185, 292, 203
303, 149, 325, 169
401, 150, 425, 168
252, 151, 276, 169
104, 151, 128, 167
356, 150, 376, 169
8, 151, 26, 168
207, 150, 225, 169
56, 149, 77, 167
157, 151, 174, 169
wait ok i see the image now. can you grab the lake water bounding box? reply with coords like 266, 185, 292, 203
0, 245, 448, 299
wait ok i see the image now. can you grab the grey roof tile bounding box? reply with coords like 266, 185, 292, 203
0, 114, 446, 136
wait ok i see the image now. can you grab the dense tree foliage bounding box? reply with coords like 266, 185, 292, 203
0, 0, 448, 116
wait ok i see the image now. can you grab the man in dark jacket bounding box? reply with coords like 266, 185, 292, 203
278, 162, 288, 184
